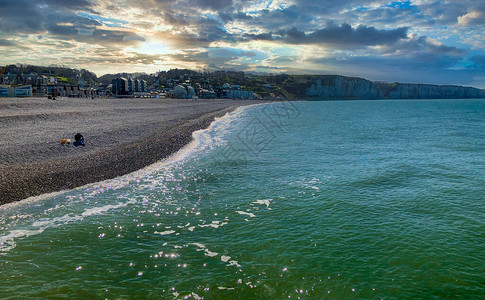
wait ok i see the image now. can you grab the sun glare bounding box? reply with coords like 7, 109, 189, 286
129, 40, 171, 55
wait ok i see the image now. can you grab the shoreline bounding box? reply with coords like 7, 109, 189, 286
0, 97, 265, 205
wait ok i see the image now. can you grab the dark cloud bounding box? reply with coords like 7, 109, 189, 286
0, 0, 98, 35
196, 0, 233, 10
283, 23, 408, 46
234, 11, 253, 20
217, 11, 254, 25
218, 12, 233, 23
242, 32, 275, 41
42, 0, 93, 10
161, 11, 189, 26
0, 1, 45, 34
381, 35, 465, 57
47, 24, 79, 36
0, 0, 146, 48
241, 23, 408, 47
47, 26, 145, 46
306, 53, 474, 86
304, 32, 474, 85
0, 39, 16, 47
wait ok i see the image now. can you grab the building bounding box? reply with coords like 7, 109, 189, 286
223, 89, 254, 99
111, 77, 129, 95
0, 85, 33, 97
220, 83, 254, 99
198, 89, 217, 99
109, 77, 149, 97
186, 85, 195, 98
134, 79, 140, 92
139, 79, 147, 92
172, 85, 187, 98
128, 78, 134, 93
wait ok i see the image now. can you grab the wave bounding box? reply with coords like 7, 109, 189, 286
0, 103, 263, 255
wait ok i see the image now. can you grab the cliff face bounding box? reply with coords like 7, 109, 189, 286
303, 76, 485, 100
305, 76, 382, 99
385, 83, 485, 99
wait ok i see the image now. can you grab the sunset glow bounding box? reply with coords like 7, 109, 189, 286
0, 0, 484, 87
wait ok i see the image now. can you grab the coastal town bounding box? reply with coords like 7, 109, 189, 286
0, 64, 260, 100
1, 64, 484, 100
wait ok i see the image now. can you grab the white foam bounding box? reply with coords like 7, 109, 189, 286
32, 214, 83, 227
81, 199, 136, 217
189, 242, 219, 257
205, 249, 219, 257
253, 199, 272, 208
198, 220, 228, 228
155, 230, 176, 235
236, 211, 256, 218
228, 260, 241, 267
0, 198, 137, 255
189, 242, 205, 248
0, 229, 44, 253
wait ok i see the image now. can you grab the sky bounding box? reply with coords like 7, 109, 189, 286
0, 0, 484, 87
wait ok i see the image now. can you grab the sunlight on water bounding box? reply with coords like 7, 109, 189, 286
1, 100, 484, 299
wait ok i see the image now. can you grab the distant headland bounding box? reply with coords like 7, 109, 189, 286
1, 64, 484, 100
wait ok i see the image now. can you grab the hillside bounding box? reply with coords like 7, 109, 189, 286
3, 64, 98, 86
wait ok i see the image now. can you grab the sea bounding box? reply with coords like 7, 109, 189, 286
1, 99, 484, 299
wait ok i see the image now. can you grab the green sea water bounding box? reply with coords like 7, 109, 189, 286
1, 99, 484, 299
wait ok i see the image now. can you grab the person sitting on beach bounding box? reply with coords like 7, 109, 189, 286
73, 133, 85, 147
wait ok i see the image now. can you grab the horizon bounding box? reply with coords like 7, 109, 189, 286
1, 1, 484, 88
5, 63, 485, 90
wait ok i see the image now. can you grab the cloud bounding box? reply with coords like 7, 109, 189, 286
292, 0, 358, 15
457, 9, 485, 26
0, 1, 46, 34
196, 0, 233, 10
0, 0, 99, 35
233, 5, 315, 32
242, 32, 275, 41
283, 23, 408, 46
47, 24, 80, 36
305, 51, 476, 86
163, 47, 260, 71
43, 0, 93, 10
88, 29, 145, 44
242, 23, 408, 48
1, 0, 485, 87
379, 35, 465, 58
0, 39, 17, 47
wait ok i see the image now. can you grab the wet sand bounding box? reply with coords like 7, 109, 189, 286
0, 97, 263, 204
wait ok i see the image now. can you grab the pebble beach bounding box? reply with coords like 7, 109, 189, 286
0, 97, 261, 204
